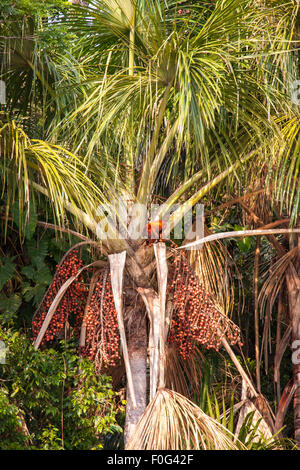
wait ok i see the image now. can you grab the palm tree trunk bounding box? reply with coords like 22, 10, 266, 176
123, 244, 154, 446
124, 311, 147, 446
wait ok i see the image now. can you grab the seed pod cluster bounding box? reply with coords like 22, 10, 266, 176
80, 269, 120, 369
32, 250, 88, 345
167, 246, 242, 359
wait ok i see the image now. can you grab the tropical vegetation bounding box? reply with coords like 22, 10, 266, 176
0, 0, 299, 450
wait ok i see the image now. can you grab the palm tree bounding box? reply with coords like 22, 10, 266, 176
243, 112, 300, 444
185, 108, 300, 444
1, 0, 298, 448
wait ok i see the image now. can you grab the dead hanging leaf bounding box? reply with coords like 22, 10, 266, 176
275, 379, 297, 433
235, 380, 275, 444
187, 227, 240, 318
235, 399, 274, 443
126, 388, 244, 450
108, 251, 137, 409
165, 345, 204, 398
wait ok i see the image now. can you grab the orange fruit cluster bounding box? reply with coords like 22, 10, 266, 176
32, 250, 88, 345
80, 270, 120, 368
168, 248, 242, 359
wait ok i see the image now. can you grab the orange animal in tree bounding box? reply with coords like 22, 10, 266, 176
146, 220, 166, 240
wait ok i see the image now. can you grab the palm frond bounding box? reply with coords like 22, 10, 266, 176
259, 246, 298, 314
126, 388, 243, 450
165, 345, 204, 398
0, 117, 107, 234
50, 0, 295, 206
188, 228, 242, 318
268, 113, 300, 225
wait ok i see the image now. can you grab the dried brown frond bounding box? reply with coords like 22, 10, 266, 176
165, 345, 204, 397
126, 388, 244, 450
187, 228, 242, 318
259, 247, 298, 314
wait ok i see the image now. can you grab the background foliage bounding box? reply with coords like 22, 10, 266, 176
0, 328, 124, 450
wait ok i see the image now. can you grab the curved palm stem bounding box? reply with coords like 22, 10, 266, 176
180, 228, 300, 251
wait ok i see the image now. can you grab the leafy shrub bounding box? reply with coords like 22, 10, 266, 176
0, 329, 124, 449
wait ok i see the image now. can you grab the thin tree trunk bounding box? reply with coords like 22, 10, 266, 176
275, 379, 297, 434
275, 291, 283, 404
290, 286, 300, 446
287, 281, 300, 446
286, 231, 300, 446
254, 236, 261, 392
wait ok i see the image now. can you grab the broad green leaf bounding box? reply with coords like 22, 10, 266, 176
26, 239, 49, 267
21, 265, 36, 280
11, 201, 37, 240
22, 283, 47, 307
0, 293, 22, 316
0, 257, 16, 290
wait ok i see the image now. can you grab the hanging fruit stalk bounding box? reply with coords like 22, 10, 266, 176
154, 242, 168, 389
79, 269, 101, 349
168, 246, 242, 358
32, 241, 248, 429
81, 269, 120, 367
108, 251, 137, 409
137, 287, 160, 400
33, 250, 87, 349
32, 250, 105, 350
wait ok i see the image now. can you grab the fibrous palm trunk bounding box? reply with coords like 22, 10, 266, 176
124, 312, 148, 444
123, 243, 155, 446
